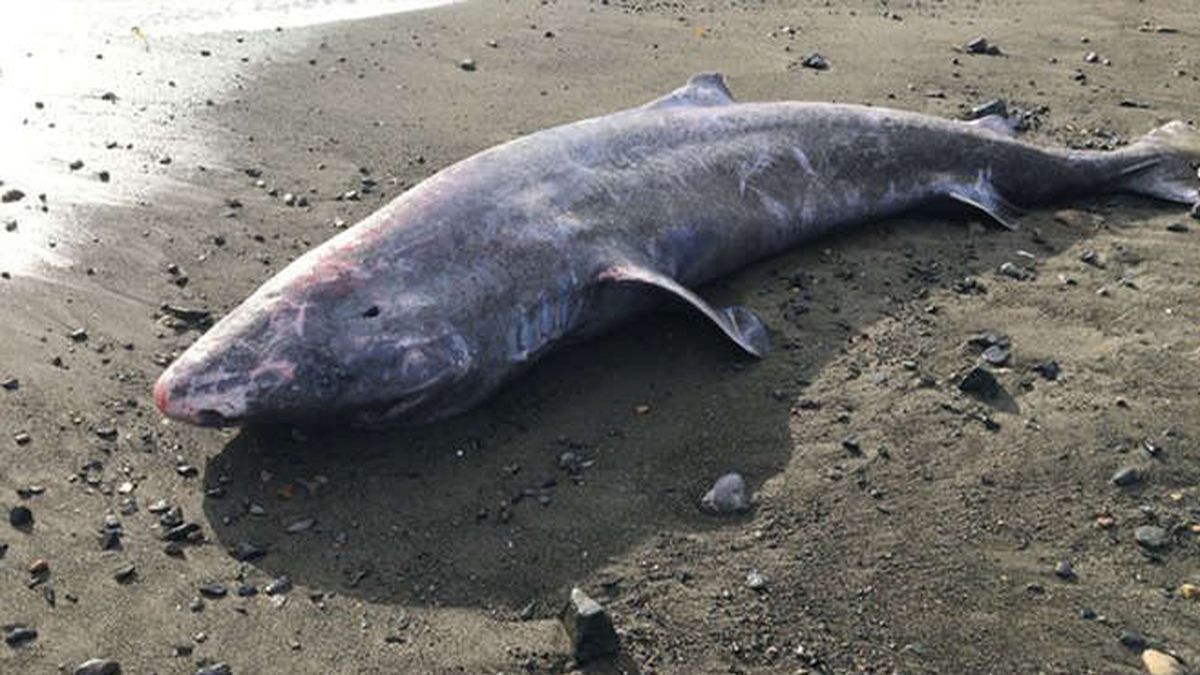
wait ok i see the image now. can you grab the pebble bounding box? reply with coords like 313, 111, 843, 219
9, 506, 33, 529
1, 189, 25, 203
745, 569, 769, 590
1142, 650, 1186, 675
560, 587, 619, 663
1118, 629, 1146, 651
981, 344, 1011, 366
1033, 360, 1060, 380
69, 160, 84, 171
1, 378, 16, 391
459, 58, 476, 72
1053, 560, 1076, 580
195, 664, 232, 675
285, 518, 316, 534
700, 472, 752, 514
965, 36, 1001, 55
1111, 467, 1139, 487
801, 52, 829, 70
1134, 525, 1169, 550
113, 563, 137, 583
162, 522, 200, 542
1179, 583, 1199, 600
231, 541, 265, 561
958, 366, 1001, 399
264, 576, 292, 596
998, 261, 1031, 280
73, 658, 121, 675
969, 99, 1007, 119
199, 582, 228, 598
1166, 222, 1189, 233
3, 625, 37, 647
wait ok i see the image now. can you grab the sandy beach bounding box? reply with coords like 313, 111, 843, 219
2, 0, 1199, 673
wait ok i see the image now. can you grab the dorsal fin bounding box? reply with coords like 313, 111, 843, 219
642, 72, 736, 110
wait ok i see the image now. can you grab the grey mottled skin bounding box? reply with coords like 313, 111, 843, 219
154, 73, 1200, 427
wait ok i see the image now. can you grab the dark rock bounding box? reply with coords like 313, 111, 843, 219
801, 52, 829, 70
195, 664, 232, 675
1033, 360, 1060, 380
3, 625, 37, 647
9, 506, 33, 529
1134, 525, 1169, 550
1054, 560, 1076, 580
1111, 467, 1139, 487
112, 563, 137, 583
198, 582, 227, 598
1, 189, 25, 203
162, 522, 200, 542
1118, 629, 1146, 651
965, 36, 1001, 55
69, 160, 85, 171
1, 378, 17, 391
236, 584, 258, 597
700, 472, 751, 514
958, 366, 1001, 399
561, 587, 619, 663
1080, 249, 1104, 267
459, 58, 476, 72
1166, 221, 1189, 233
73, 658, 121, 675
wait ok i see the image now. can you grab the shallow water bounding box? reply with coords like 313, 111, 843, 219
0, 0, 454, 276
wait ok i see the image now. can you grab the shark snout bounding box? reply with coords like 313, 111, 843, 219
153, 359, 252, 427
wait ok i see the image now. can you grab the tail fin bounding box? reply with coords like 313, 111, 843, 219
1120, 120, 1200, 205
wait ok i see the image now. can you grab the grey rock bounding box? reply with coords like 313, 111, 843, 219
981, 344, 1011, 366
1118, 629, 1146, 651
1053, 560, 1075, 580
700, 472, 752, 514
459, 58, 476, 72
1134, 525, 1169, 550
195, 664, 232, 675
231, 541, 265, 561
264, 576, 292, 596
801, 52, 829, 70
745, 569, 769, 590
3, 625, 37, 647
561, 587, 619, 663
73, 658, 121, 675
9, 506, 33, 529
969, 99, 1007, 119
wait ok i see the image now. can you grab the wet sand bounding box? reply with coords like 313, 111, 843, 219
2, 1, 1199, 673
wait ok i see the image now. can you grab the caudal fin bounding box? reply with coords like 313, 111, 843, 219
1120, 120, 1200, 205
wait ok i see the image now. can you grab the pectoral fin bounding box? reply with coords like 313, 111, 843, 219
598, 264, 769, 357
946, 182, 1022, 230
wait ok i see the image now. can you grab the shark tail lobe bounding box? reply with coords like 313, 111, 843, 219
1119, 120, 1200, 205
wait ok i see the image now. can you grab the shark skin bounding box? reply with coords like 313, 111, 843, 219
153, 73, 1200, 427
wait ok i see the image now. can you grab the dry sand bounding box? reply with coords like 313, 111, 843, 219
2, 0, 1199, 673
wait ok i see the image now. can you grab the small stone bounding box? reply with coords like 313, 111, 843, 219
1054, 209, 1089, 227
1166, 222, 1189, 233
1179, 583, 1199, 601
968, 99, 1007, 120
965, 36, 1000, 55
285, 518, 316, 534
162, 522, 200, 542
69, 160, 85, 171
700, 472, 751, 514
561, 587, 619, 663
198, 582, 227, 598
9, 506, 33, 528
29, 558, 49, 576
801, 52, 829, 70
0, 378, 16, 391
1111, 467, 1139, 487
195, 664, 232, 675
745, 569, 769, 590
4, 625, 37, 647
264, 576, 292, 595
1142, 650, 1186, 675
981, 344, 1011, 366
1080, 249, 1105, 268
1118, 629, 1146, 651
1134, 525, 1169, 550
459, 58, 476, 72
73, 658, 121, 675
1033, 360, 1060, 380
998, 261, 1031, 280
1084, 51, 1099, 63
113, 563, 136, 583
958, 366, 1001, 399
147, 499, 170, 514
1053, 560, 1076, 580
1, 189, 25, 203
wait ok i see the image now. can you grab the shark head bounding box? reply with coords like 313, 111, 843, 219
153, 247, 476, 428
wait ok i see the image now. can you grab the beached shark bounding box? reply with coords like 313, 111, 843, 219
154, 73, 1200, 427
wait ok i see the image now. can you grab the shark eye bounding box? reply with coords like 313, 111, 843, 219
362, 305, 380, 318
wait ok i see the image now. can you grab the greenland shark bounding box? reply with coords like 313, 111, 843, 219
154, 73, 1200, 427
